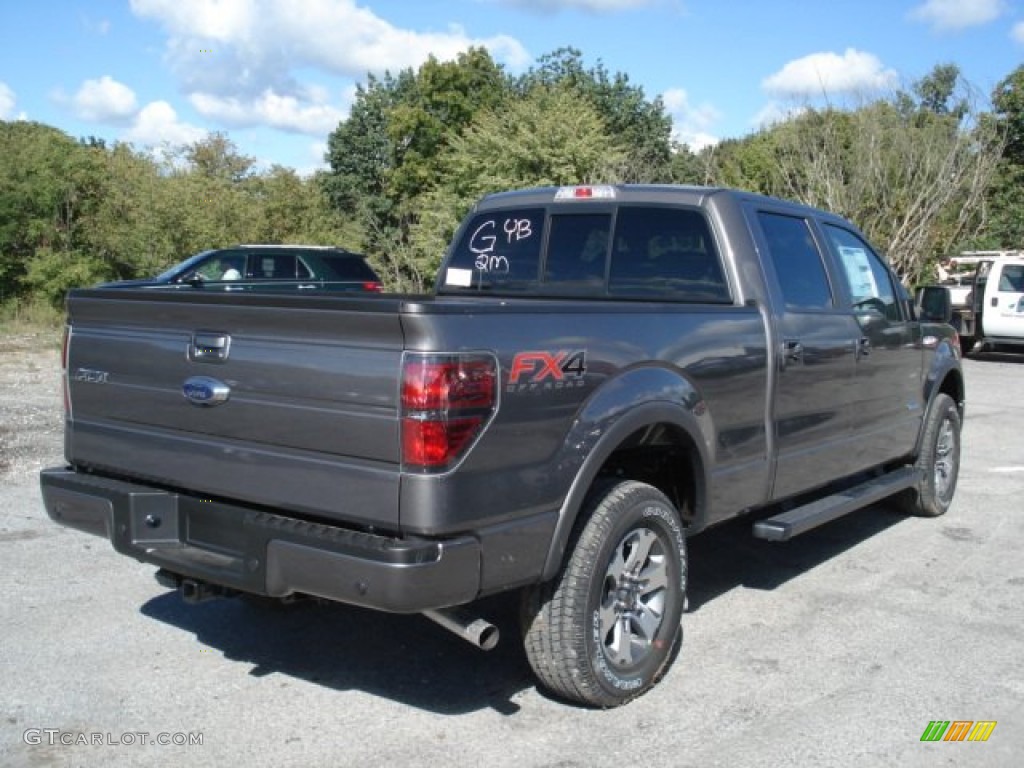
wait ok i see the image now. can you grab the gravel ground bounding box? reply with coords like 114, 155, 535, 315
0, 330, 63, 481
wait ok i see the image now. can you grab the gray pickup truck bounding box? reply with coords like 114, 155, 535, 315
41, 185, 964, 707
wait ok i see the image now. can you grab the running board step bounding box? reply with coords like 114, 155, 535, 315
753, 467, 919, 542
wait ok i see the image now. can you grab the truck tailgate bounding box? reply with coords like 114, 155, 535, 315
64, 290, 405, 529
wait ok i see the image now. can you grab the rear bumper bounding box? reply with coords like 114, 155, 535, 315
40, 467, 481, 612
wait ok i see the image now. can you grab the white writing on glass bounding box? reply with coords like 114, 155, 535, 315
503, 218, 532, 243
468, 217, 534, 273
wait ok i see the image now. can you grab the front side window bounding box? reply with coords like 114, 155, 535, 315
758, 212, 833, 310
823, 224, 900, 320
192, 251, 244, 281
998, 265, 1024, 293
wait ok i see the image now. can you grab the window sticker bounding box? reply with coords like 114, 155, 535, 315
839, 245, 878, 299
445, 267, 473, 287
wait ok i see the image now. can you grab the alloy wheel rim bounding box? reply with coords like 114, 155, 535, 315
598, 526, 669, 669
933, 415, 956, 499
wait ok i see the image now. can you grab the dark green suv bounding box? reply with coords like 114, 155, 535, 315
125, 245, 382, 293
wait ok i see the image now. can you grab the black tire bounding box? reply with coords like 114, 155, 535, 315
900, 393, 961, 517
520, 480, 687, 708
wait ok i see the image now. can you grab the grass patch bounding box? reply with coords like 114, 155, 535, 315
0, 299, 63, 333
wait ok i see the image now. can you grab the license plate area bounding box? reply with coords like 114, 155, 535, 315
128, 493, 182, 547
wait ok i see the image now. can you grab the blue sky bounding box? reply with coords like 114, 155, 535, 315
1, 0, 1022, 174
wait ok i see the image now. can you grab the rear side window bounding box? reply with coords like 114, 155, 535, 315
248, 252, 306, 279
758, 212, 833, 309
443, 209, 546, 291
320, 254, 378, 281
609, 207, 727, 300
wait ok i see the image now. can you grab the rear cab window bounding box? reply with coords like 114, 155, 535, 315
441, 200, 730, 302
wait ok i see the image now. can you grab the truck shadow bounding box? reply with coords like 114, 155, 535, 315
687, 501, 906, 611
140, 589, 533, 716
139, 502, 905, 713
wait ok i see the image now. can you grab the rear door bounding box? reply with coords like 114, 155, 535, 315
751, 207, 860, 500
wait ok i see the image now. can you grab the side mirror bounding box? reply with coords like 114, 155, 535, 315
915, 285, 953, 324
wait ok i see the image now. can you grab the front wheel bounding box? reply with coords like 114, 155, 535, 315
521, 480, 687, 707
900, 393, 961, 517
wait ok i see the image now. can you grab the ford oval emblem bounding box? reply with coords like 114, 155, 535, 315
182, 376, 231, 406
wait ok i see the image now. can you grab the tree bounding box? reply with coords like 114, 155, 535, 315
407, 85, 627, 284
981, 65, 1024, 248
914, 63, 967, 118
703, 65, 1003, 284
0, 121, 113, 303
324, 49, 512, 287
516, 48, 673, 181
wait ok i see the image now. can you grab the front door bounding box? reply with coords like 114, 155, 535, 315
822, 223, 923, 468
981, 261, 1024, 341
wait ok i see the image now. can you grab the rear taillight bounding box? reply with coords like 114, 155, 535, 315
401, 354, 497, 471
61, 325, 71, 419
362, 281, 383, 292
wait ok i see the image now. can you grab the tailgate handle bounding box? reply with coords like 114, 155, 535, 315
190, 332, 231, 362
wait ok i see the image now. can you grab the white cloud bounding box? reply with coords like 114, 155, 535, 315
494, 0, 656, 12
130, 0, 532, 101
71, 76, 138, 122
1012, 21, 1024, 43
762, 49, 897, 98
662, 87, 720, 151
909, 0, 1005, 31
124, 101, 206, 146
0, 82, 15, 119
295, 140, 330, 177
190, 89, 347, 135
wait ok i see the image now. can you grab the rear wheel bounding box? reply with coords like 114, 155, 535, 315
900, 393, 961, 517
521, 480, 687, 707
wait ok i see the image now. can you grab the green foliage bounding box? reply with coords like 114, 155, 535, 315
23, 247, 112, 307
1, 55, 1021, 307
0, 122, 90, 300
982, 66, 1024, 248
410, 86, 628, 279
516, 48, 672, 181
700, 64, 1003, 283
0, 122, 365, 308
323, 46, 673, 288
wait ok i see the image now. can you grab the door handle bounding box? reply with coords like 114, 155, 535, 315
856, 337, 871, 358
783, 340, 804, 363
190, 332, 231, 362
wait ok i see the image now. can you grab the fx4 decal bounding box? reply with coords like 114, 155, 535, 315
508, 350, 587, 392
